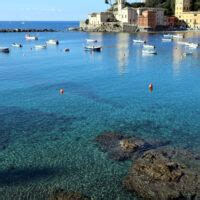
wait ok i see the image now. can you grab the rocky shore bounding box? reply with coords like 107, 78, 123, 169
95, 132, 200, 200
0, 29, 57, 33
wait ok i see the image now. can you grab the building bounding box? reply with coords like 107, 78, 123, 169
166, 16, 179, 28
88, 12, 115, 26
138, 10, 157, 30
175, 0, 200, 29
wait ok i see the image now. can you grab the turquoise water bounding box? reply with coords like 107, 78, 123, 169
0, 27, 200, 199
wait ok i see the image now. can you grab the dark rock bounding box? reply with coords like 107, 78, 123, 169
123, 149, 200, 200
95, 132, 170, 161
48, 190, 90, 200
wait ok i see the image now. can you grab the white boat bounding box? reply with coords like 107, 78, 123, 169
133, 39, 146, 44
85, 45, 102, 52
142, 49, 157, 55
25, 34, 38, 41
187, 43, 199, 49
176, 41, 188, 45
86, 39, 98, 43
173, 34, 184, 39
143, 44, 155, 49
163, 34, 174, 38
183, 52, 193, 56
35, 45, 47, 49
12, 43, 22, 48
0, 47, 10, 53
162, 38, 173, 42
46, 39, 59, 45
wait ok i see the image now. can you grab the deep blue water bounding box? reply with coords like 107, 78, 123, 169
0, 22, 200, 199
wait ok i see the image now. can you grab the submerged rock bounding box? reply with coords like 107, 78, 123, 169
123, 149, 200, 200
95, 132, 170, 161
48, 190, 90, 200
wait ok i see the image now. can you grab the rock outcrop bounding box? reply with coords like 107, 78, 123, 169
123, 149, 200, 200
95, 132, 170, 161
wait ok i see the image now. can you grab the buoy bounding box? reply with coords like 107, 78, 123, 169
59, 89, 64, 95
149, 83, 153, 92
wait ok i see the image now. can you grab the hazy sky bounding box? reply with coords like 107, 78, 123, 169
0, 0, 112, 21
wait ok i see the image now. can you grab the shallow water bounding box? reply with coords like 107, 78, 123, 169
0, 27, 200, 199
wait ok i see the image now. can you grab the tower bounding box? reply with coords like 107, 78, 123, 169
118, 0, 126, 12
175, 0, 191, 16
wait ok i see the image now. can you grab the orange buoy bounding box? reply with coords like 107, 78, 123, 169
149, 83, 153, 92
59, 89, 64, 95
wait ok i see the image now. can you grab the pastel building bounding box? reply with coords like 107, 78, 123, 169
175, 0, 200, 29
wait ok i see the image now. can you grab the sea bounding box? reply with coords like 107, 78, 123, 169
0, 21, 200, 200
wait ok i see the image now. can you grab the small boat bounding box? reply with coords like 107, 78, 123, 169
173, 34, 184, 39
12, 43, 23, 48
163, 34, 174, 38
142, 49, 157, 55
133, 39, 146, 44
25, 34, 38, 41
162, 38, 173, 42
46, 39, 59, 45
187, 43, 199, 49
0, 47, 10, 53
176, 41, 188, 45
64, 48, 70, 52
35, 45, 47, 49
143, 44, 155, 49
85, 45, 102, 52
86, 39, 98, 43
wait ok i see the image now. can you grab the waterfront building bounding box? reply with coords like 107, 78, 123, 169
175, 0, 200, 29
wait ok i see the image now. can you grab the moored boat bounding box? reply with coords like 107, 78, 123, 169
186, 43, 199, 49
173, 34, 184, 39
142, 49, 157, 55
25, 34, 38, 41
86, 39, 98, 43
0, 47, 10, 53
84, 45, 102, 52
12, 43, 23, 48
162, 38, 173, 42
35, 45, 47, 49
143, 44, 155, 49
133, 39, 146, 44
46, 39, 59, 45
163, 34, 174, 38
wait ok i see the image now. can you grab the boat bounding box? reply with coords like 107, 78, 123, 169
176, 41, 188, 45
162, 38, 173, 42
143, 44, 155, 49
187, 43, 199, 49
86, 39, 98, 43
84, 45, 102, 52
46, 39, 59, 45
64, 48, 70, 52
173, 34, 184, 39
133, 39, 146, 44
12, 43, 23, 48
183, 52, 193, 56
142, 49, 157, 55
163, 34, 174, 38
25, 34, 38, 41
35, 45, 47, 49
0, 47, 10, 53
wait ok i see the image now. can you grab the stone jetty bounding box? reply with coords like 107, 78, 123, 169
0, 29, 57, 33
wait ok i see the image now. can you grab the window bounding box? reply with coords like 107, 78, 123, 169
194, 14, 197, 16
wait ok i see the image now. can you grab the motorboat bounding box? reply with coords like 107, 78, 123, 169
64, 48, 70, 52
173, 34, 184, 39
46, 39, 59, 45
35, 45, 47, 49
187, 43, 199, 49
133, 39, 146, 44
12, 43, 23, 48
183, 52, 193, 56
86, 39, 98, 43
85, 45, 102, 52
176, 41, 188, 45
142, 49, 157, 55
163, 34, 174, 38
162, 38, 173, 42
25, 34, 38, 41
0, 47, 10, 53
143, 44, 155, 49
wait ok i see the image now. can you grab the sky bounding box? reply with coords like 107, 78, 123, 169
0, 0, 111, 21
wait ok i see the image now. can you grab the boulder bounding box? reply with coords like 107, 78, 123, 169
123, 149, 200, 200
